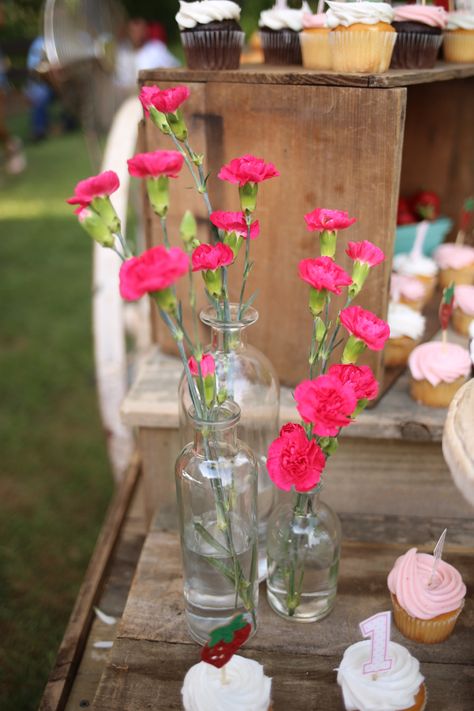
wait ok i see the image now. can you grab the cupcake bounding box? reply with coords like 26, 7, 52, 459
390, 273, 426, 312
388, 547, 466, 644
337, 639, 426, 711
326, 1, 396, 73
453, 284, 474, 336
391, 5, 447, 69
444, 10, 474, 63
300, 10, 332, 70
434, 242, 474, 288
259, 2, 310, 66
408, 341, 471, 407
392, 252, 438, 306
182, 655, 272, 710
386, 302, 426, 368
176, 1, 245, 70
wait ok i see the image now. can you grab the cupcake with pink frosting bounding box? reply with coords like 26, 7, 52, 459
300, 9, 331, 70
388, 547, 466, 644
434, 242, 474, 288
391, 5, 448, 69
390, 272, 426, 312
408, 340, 471, 407
453, 284, 474, 336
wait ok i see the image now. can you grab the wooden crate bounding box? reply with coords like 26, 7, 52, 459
138, 63, 474, 390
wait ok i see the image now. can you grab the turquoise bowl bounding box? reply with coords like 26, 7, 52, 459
394, 217, 453, 256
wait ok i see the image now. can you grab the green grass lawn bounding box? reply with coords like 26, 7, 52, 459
0, 126, 113, 709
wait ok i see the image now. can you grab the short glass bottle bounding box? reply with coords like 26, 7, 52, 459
178, 304, 280, 580
266, 487, 341, 622
175, 400, 259, 644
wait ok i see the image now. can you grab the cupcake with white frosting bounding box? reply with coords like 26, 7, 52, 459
386, 302, 425, 368
392, 252, 438, 306
300, 9, 331, 70
444, 10, 474, 63
391, 5, 448, 69
176, 1, 244, 70
326, 1, 396, 73
259, 2, 310, 65
182, 654, 272, 711
453, 284, 474, 336
390, 272, 426, 312
337, 639, 426, 711
408, 340, 471, 407
434, 242, 474, 288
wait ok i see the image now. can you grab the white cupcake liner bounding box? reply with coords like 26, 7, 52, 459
181, 29, 244, 70
260, 29, 302, 65
329, 31, 396, 73
443, 31, 474, 63
391, 32, 443, 69
300, 32, 332, 70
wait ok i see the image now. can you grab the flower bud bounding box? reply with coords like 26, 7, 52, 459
180, 210, 197, 243
90, 196, 121, 233
223, 231, 243, 259
309, 288, 326, 317
77, 207, 115, 248
202, 268, 223, 297
147, 176, 169, 218
348, 261, 370, 298
167, 109, 188, 142
149, 106, 171, 135
319, 229, 337, 258
239, 182, 258, 213
319, 437, 339, 456
154, 286, 177, 314
342, 334, 367, 364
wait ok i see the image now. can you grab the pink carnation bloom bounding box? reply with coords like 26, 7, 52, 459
191, 243, 234, 272
304, 208, 356, 232
294, 376, 356, 437
210, 211, 260, 239
327, 364, 379, 402
127, 150, 184, 179
298, 256, 352, 294
340, 305, 390, 351
67, 170, 120, 207
267, 423, 326, 493
346, 240, 385, 267
119, 246, 189, 301
139, 84, 190, 115
218, 154, 280, 187
188, 353, 216, 378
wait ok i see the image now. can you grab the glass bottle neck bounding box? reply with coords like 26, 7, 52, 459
210, 325, 248, 352
293, 487, 321, 516
193, 423, 238, 454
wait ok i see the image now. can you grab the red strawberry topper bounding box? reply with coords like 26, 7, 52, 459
457, 196, 474, 244
439, 283, 455, 334
411, 190, 441, 221
200, 614, 251, 669
397, 197, 416, 226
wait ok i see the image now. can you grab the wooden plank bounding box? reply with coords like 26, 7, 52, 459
139, 62, 474, 89
39, 455, 143, 711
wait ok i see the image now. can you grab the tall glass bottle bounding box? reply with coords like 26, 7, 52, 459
178, 304, 280, 580
175, 401, 259, 644
266, 486, 341, 622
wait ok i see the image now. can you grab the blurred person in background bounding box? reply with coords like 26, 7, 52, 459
24, 35, 53, 141
0, 1, 26, 174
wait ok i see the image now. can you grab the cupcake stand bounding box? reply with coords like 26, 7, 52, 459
40, 66, 474, 709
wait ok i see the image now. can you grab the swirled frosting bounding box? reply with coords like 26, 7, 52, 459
434, 243, 474, 270
455, 284, 474, 316
447, 11, 474, 31
388, 302, 426, 340
176, 1, 241, 30
388, 547, 466, 619
393, 252, 438, 277
259, 2, 311, 31
394, 5, 448, 28
326, 1, 394, 28
408, 341, 471, 386
390, 273, 426, 303
303, 12, 328, 30
181, 655, 272, 711
337, 640, 423, 711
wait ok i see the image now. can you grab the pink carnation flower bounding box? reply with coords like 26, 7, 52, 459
218, 154, 280, 187
191, 243, 234, 272
298, 257, 352, 294
119, 246, 189, 301
127, 150, 184, 179
294, 376, 356, 437
139, 84, 190, 115
210, 211, 260, 239
67, 170, 120, 207
304, 208, 356, 232
346, 240, 385, 267
188, 353, 216, 378
327, 364, 379, 402
340, 306, 390, 351
267, 423, 326, 493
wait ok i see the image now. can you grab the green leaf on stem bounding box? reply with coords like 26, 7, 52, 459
194, 522, 230, 558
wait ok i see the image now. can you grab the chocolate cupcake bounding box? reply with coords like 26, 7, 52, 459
259, 2, 311, 65
391, 5, 448, 69
176, 1, 245, 70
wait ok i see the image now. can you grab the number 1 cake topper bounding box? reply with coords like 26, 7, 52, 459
359, 611, 393, 675
200, 614, 252, 683
430, 527, 448, 586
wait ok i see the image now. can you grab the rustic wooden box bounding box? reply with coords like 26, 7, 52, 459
139, 63, 474, 390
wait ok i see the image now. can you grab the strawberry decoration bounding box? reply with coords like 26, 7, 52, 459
411, 191, 441, 221
460, 197, 474, 233
200, 614, 252, 669
439, 283, 455, 332
397, 197, 416, 226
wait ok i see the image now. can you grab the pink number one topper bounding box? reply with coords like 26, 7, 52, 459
359, 611, 393, 675
430, 528, 447, 586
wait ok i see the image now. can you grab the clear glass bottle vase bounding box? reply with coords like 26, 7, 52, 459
266, 487, 341, 622
178, 304, 280, 580
175, 401, 259, 644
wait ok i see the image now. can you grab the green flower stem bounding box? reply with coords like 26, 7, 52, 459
287, 492, 310, 616
160, 216, 170, 248
321, 295, 352, 374
116, 230, 133, 259
184, 138, 213, 217
238, 215, 252, 318
111, 245, 126, 262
